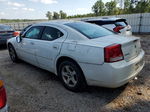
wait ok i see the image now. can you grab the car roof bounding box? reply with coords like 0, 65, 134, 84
81, 17, 126, 22
34, 20, 76, 26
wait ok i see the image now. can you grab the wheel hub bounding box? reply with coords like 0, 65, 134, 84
61, 65, 77, 87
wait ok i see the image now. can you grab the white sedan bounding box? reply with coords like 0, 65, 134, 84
7, 21, 145, 92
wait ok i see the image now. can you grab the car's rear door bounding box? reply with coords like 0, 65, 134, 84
35, 25, 67, 72
17, 26, 44, 66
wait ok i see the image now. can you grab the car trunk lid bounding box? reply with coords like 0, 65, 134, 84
122, 38, 141, 61
92, 35, 141, 62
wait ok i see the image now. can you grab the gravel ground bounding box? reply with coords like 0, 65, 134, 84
0, 35, 149, 112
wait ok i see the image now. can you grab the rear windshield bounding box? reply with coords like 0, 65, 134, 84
0, 25, 13, 31
115, 21, 127, 27
86, 19, 127, 27
65, 22, 114, 39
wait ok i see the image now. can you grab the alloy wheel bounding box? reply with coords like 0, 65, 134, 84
61, 65, 78, 87
9, 46, 16, 61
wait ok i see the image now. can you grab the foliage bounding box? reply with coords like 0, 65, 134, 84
45, 0, 150, 19
60, 10, 67, 19
3, 0, 150, 22
46, 11, 52, 20
105, 0, 118, 15
62, 0, 150, 19
134, 0, 150, 13
53, 12, 60, 20
45, 10, 67, 20
92, 0, 106, 16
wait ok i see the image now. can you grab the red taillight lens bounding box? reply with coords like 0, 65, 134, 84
0, 87, 6, 109
113, 26, 124, 33
104, 44, 124, 63
13, 31, 20, 37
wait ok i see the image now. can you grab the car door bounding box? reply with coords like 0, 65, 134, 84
35, 26, 67, 72
17, 26, 44, 66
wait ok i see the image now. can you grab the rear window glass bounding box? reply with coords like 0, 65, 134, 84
115, 21, 127, 27
0, 25, 13, 31
65, 22, 114, 39
85, 20, 127, 27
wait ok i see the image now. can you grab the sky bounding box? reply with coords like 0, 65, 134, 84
0, 0, 111, 19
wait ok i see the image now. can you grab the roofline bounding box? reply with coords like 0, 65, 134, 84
81, 17, 126, 22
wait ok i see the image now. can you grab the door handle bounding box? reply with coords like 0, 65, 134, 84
53, 44, 59, 49
53, 46, 57, 49
30, 42, 34, 45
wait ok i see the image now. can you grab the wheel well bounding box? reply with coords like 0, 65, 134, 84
7, 43, 13, 49
7, 43, 12, 47
56, 56, 87, 83
56, 56, 79, 71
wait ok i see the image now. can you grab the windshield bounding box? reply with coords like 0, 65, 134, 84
65, 22, 114, 39
0, 25, 13, 31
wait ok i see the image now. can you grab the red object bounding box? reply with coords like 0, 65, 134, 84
113, 26, 124, 33
0, 87, 6, 109
13, 31, 20, 37
104, 44, 124, 63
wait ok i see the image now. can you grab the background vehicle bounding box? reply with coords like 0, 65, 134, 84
82, 17, 132, 36
0, 79, 7, 112
7, 21, 144, 92
0, 24, 18, 45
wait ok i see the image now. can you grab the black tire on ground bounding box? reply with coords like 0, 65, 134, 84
58, 60, 86, 92
8, 44, 19, 63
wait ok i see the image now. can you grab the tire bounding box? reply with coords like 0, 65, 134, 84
8, 44, 19, 62
58, 60, 86, 92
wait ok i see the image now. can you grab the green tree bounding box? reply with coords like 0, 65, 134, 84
105, 0, 118, 15
92, 0, 106, 16
46, 11, 52, 20
53, 12, 60, 19
135, 0, 150, 13
59, 10, 67, 19
124, 0, 130, 13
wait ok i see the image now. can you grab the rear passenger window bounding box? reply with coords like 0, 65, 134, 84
41, 27, 64, 41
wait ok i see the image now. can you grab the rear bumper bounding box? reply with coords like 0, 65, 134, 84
0, 105, 8, 112
79, 50, 145, 88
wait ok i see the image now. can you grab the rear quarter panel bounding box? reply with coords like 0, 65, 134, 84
60, 42, 104, 65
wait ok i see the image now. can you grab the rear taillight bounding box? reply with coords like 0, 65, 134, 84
113, 26, 124, 33
104, 44, 124, 63
13, 31, 20, 37
0, 80, 6, 109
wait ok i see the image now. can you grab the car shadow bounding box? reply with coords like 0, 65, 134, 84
19, 60, 59, 81
17, 60, 126, 107
85, 85, 127, 103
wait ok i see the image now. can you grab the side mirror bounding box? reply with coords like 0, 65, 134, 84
16, 36, 22, 43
